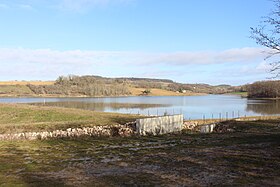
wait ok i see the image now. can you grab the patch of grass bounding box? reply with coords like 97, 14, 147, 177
0, 103, 139, 133
0, 85, 34, 95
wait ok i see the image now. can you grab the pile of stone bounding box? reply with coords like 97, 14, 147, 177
182, 121, 199, 131
213, 123, 235, 133
0, 123, 136, 141
123, 121, 137, 131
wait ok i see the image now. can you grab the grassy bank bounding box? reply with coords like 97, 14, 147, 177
0, 119, 279, 186
0, 103, 139, 134
0, 85, 34, 96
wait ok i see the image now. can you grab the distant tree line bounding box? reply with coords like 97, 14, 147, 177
27, 75, 130, 96
24, 74, 242, 97
247, 80, 280, 98
250, 0, 280, 77
115, 77, 174, 83
133, 81, 164, 89
167, 83, 237, 94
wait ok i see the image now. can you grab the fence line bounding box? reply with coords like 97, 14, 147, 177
132, 108, 280, 121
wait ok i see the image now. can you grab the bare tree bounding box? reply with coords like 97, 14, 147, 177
251, 0, 280, 77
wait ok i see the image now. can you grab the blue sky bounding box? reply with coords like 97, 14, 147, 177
0, 0, 275, 85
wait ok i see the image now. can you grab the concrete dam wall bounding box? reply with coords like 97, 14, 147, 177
136, 114, 183, 135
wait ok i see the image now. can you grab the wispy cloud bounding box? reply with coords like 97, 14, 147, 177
0, 3, 34, 10
0, 0, 133, 12
0, 47, 267, 66
17, 4, 33, 10
0, 47, 271, 84
58, 0, 134, 12
144, 48, 268, 65
0, 48, 134, 65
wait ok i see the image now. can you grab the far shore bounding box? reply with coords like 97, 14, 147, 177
0, 93, 206, 98
0, 80, 216, 98
0, 90, 207, 98
3, 91, 280, 100
225, 92, 248, 97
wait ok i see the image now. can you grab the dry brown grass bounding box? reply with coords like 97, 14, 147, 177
0, 81, 54, 86
129, 87, 203, 96
0, 103, 140, 133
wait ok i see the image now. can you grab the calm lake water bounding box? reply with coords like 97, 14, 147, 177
0, 95, 280, 119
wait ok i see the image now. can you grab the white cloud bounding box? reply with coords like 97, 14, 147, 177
137, 70, 179, 78
0, 48, 135, 65
256, 61, 271, 72
145, 47, 268, 65
0, 3, 34, 10
0, 47, 268, 66
0, 47, 271, 84
17, 4, 33, 10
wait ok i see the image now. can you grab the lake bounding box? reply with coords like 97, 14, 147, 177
0, 95, 279, 119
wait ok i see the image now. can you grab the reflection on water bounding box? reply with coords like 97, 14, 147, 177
246, 100, 280, 115
1, 95, 280, 119
31, 101, 169, 111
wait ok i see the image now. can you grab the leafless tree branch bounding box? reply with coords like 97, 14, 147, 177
250, 0, 280, 77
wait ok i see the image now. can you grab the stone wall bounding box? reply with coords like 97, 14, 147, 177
3, 115, 257, 141
182, 121, 200, 130
136, 115, 183, 135
0, 124, 135, 141
199, 123, 217, 133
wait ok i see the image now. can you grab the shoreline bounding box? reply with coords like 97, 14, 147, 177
0, 93, 207, 98
225, 92, 280, 100
247, 97, 280, 100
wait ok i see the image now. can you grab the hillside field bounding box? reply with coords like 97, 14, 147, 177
0, 81, 54, 86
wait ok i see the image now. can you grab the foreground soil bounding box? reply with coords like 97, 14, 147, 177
0, 119, 279, 186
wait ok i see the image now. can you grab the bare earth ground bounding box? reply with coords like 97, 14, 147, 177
128, 87, 204, 96
0, 120, 279, 186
